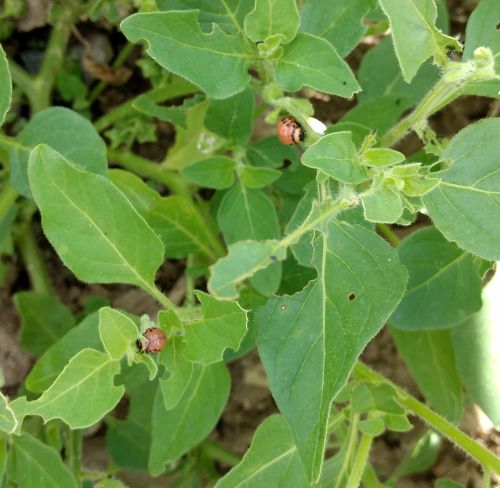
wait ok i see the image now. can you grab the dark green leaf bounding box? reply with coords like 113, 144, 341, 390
240, 166, 281, 189
0, 45, 11, 125
246, 136, 299, 169
181, 157, 236, 189
14, 291, 75, 357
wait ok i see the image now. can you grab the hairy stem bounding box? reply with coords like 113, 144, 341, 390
376, 223, 401, 247
346, 433, 374, 488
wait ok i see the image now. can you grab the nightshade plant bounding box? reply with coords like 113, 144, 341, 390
0, 0, 499, 486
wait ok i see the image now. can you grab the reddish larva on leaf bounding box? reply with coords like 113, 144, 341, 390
136, 327, 167, 354
277, 116, 304, 145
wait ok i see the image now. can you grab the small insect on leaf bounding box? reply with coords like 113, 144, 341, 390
136, 327, 167, 354
277, 116, 304, 145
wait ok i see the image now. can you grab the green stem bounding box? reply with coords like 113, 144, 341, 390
354, 362, 500, 475
0, 184, 18, 219
107, 148, 190, 197
0, 132, 29, 152
144, 283, 179, 311
202, 440, 241, 467
14, 206, 53, 295
87, 42, 135, 104
346, 434, 374, 488
334, 414, 360, 488
94, 79, 196, 132
31, 1, 80, 113
65, 429, 82, 482
483, 470, 491, 488
7, 59, 37, 109
376, 223, 401, 247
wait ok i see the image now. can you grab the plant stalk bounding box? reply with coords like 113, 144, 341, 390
346, 433, 374, 488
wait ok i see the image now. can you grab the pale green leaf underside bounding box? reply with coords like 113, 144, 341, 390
0, 44, 12, 125
215, 415, 310, 488
28, 145, 164, 290
423, 118, 500, 260
0, 392, 17, 434
26, 349, 124, 429
256, 221, 407, 481
121, 11, 253, 99
99, 307, 139, 360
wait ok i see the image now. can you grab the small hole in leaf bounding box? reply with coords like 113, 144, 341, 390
348, 293, 356, 301
395, 98, 401, 106
342, 81, 347, 86
496, 21, 500, 30
270, 255, 277, 261
280, 304, 286, 311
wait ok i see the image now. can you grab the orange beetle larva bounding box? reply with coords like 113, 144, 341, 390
277, 116, 304, 145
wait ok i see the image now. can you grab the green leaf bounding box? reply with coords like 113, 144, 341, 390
361, 187, 403, 223
10, 107, 108, 198
246, 136, 299, 169
391, 227, 483, 329
208, 240, 286, 299
0, 44, 11, 125
205, 87, 254, 144
99, 307, 139, 360
8, 433, 78, 488
301, 132, 368, 184
215, 415, 310, 488
121, 11, 253, 99
26, 349, 124, 429
183, 291, 247, 363
106, 370, 156, 470
362, 148, 405, 167
181, 157, 236, 189
359, 417, 385, 437
244, 0, 299, 44
149, 362, 230, 475
0, 437, 6, 486
28, 145, 164, 291
0, 392, 17, 434
390, 327, 463, 421
358, 37, 439, 103
240, 166, 281, 189
423, 118, 500, 260
385, 413, 413, 432
256, 222, 407, 481
132, 93, 204, 129
351, 383, 405, 415
108, 169, 160, 219
275, 33, 361, 97
159, 337, 194, 410
156, 0, 253, 35
25, 312, 103, 393
463, 0, 500, 72
14, 291, 75, 357
452, 269, 500, 427
148, 195, 218, 260
300, 0, 375, 57
378, 0, 461, 82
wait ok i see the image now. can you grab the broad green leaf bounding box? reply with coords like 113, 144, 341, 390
246, 136, 299, 169
244, 0, 299, 44
256, 221, 407, 481
183, 291, 247, 363
278, 254, 317, 295
106, 370, 156, 470
26, 312, 103, 393
378, 0, 461, 82
159, 337, 194, 409
156, 0, 253, 35
208, 240, 286, 299
14, 291, 75, 357
463, 0, 500, 72
99, 307, 139, 360
361, 187, 403, 223
10, 107, 107, 198
8, 433, 78, 488
351, 383, 405, 415
148, 195, 219, 260
0, 392, 17, 434
362, 148, 405, 167
358, 37, 439, 103
26, 349, 124, 429
452, 269, 500, 427
121, 11, 254, 99
132, 93, 204, 129
215, 415, 310, 488
391, 227, 483, 329
0, 44, 11, 125
385, 413, 413, 432
205, 87, 254, 145
423, 118, 500, 260
340, 95, 413, 135
275, 33, 360, 97
109, 169, 160, 218
300, 0, 375, 57
149, 362, 230, 475
240, 166, 281, 189
217, 182, 281, 296
390, 327, 463, 421
29, 145, 164, 290
181, 157, 236, 189
301, 132, 368, 184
